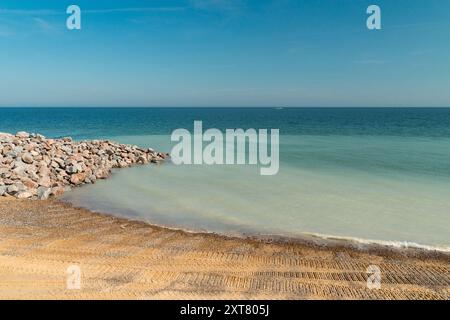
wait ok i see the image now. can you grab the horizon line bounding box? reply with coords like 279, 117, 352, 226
1, 106, 450, 109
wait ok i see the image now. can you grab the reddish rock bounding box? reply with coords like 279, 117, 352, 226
37, 176, 52, 188
51, 186, 65, 196
70, 172, 87, 185
22, 178, 38, 189
95, 168, 109, 179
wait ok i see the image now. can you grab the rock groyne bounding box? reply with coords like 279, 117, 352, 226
0, 132, 167, 200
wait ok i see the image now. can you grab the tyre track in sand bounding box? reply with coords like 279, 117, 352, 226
0, 198, 448, 300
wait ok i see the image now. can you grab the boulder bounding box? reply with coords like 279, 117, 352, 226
50, 161, 59, 168
118, 161, 128, 168
51, 186, 66, 196
3, 179, 14, 185
54, 157, 66, 168
0, 133, 14, 143
70, 172, 87, 185
66, 165, 78, 174
21, 153, 34, 164
37, 175, 52, 188
16, 131, 30, 139
95, 168, 109, 179
22, 178, 39, 189
7, 184, 19, 194
16, 191, 34, 199
37, 187, 52, 200
38, 164, 50, 176
28, 171, 40, 181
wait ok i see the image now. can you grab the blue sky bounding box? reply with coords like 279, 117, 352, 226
0, 0, 449, 107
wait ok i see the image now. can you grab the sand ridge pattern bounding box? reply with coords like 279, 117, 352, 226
0, 198, 449, 300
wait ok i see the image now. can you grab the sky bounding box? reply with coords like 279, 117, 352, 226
0, 0, 449, 107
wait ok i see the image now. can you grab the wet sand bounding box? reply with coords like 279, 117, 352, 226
0, 197, 448, 300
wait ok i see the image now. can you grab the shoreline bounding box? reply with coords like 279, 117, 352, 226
2, 130, 448, 256
1, 197, 448, 300
59, 197, 450, 260
58, 194, 450, 258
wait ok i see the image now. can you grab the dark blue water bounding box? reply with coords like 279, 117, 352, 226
1, 107, 450, 139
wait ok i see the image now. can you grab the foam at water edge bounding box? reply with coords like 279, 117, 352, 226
303, 232, 450, 253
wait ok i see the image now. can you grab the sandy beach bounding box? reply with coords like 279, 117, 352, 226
0, 197, 448, 300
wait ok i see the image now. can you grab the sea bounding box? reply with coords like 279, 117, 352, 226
1, 107, 449, 251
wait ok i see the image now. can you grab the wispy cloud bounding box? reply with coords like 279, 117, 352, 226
0, 14, 58, 37
0, 6, 186, 16
32, 17, 56, 33
0, 8, 59, 16
84, 7, 187, 14
0, 6, 185, 36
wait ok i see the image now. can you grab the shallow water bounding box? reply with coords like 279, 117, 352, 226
63, 134, 450, 251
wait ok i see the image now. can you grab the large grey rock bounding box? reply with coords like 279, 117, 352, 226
0, 185, 7, 196
6, 149, 21, 158
66, 165, 78, 174
13, 146, 24, 154
7, 184, 19, 194
37, 186, 52, 200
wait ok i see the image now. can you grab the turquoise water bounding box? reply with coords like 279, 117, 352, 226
1, 108, 450, 250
